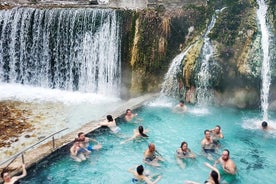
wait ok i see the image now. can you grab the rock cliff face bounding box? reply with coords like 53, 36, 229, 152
0, 0, 275, 109
119, 0, 275, 109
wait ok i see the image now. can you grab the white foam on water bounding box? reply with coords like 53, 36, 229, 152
0, 83, 121, 105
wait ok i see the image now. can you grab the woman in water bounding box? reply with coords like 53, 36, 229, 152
184, 162, 220, 184
120, 126, 149, 144
176, 141, 196, 168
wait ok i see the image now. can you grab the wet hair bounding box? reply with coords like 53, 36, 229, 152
78, 132, 84, 138
136, 165, 144, 175
262, 121, 268, 128
125, 109, 131, 114
204, 129, 210, 134
224, 149, 230, 156
138, 126, 148, 137
1, 169, 8, 179
106, 115, 113, 122
180, 100, 185, 104
216, 125, 221, 130
180, 141, 187, 148
210, 170, 219, 184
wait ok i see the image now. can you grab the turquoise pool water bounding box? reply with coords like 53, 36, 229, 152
21, 97, 276, 184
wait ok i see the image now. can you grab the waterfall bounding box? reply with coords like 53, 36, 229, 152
160, 45, 193, 96
257, 0, 271, 121
196, 14, 217, 105
196, 8, 226, 105
0, 8, 121, 97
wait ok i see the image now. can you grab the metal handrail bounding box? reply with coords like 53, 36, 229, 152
0, 127, 69, 167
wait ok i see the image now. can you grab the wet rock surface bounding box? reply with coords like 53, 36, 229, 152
0, 101, 33, 148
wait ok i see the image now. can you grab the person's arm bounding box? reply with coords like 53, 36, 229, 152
12, 164, 27, 182
187, 149, 196, 159
205, 162, 220, 182
184, 181, 200, 184
89, 138, 99, 144
128, 166, 137, 175
144, 175, 162, 184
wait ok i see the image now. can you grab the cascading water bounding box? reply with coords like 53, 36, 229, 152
196, 12, 218, 105
257, 0, 271, 121
0, 8, 121, 97
160, 45, 193, 97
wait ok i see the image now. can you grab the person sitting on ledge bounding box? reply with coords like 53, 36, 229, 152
70, 140, 90, 162
1, 164, 27, 184
99, 115, 121, 134
75, 132, 102, 151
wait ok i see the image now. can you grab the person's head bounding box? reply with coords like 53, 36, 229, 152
214, 125, 221, 134
106, 115, 113, 122
1, 170, 10, 182
126, 109, 132, 115
138, 126, 148, 137
179, 100, 185, 107
204, 129, 211, 139
78, 132, 85, 140
136, 165, 144, 175
148, 143, 156, 152
222, 149, 230, 161
261, 121, 268, 129
180, 141, 188, 151
210, 170, 219, 184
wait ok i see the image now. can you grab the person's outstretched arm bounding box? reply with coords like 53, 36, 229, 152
12, 164, 27, 182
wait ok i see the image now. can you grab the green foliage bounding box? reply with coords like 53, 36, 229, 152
209, 0, 253, 46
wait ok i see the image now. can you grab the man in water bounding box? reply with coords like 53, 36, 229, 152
173, 100, 187, 113
1, 164, 27, 184
143, 143, 165, 167
214, 149, 237, 175
125, 109, 138, 122
210, 125, 224, 146
261, 121, 275, 131
76, 132, 102, 151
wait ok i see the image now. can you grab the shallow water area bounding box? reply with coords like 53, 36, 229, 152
0, 83, 123, 161
20, 97, 276, 184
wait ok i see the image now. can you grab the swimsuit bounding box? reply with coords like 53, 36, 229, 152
203, 148, 215, 153
87, 145, 94, 151
145, 154, 156, 162
112, 126, 121, 133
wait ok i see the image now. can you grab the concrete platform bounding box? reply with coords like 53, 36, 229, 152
0, 93, 158, 181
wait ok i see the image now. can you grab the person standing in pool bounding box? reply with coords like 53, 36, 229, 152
173, 100, 187, 113
120, 125, 149, 144
99, 115, 121, 133
214, 149, 237, 175
143, 143, 165, 167
125, 109, 138, 122
210, 125, 224, 146
1, 164, 27, 184
175, 141, 196, 169
128, 165, 162, 184
76, 132, 102, 151
201, 130, 216, 160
